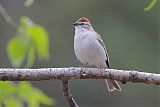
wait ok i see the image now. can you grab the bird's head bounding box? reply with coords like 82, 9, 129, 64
73, 17, 94, 31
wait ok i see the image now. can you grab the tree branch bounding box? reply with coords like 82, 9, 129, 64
0, 3, 17, 31
0, 67, 160, 84
0, 67, 160, 107
62, 80, 79, 107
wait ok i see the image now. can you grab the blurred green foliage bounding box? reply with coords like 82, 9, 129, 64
7, 16, 50, 68
24, 0, 34, 7
0, 81, 54, 107
2, 15, 52, 107
144, 0, 158, 11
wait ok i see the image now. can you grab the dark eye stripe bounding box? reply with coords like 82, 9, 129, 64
80, 23, 90, 26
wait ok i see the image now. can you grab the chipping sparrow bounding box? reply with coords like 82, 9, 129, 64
73, 17, 121, 92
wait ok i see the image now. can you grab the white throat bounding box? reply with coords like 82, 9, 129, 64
75, 25, 94, 34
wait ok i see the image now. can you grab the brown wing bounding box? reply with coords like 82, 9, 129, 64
96, 33, 110, 68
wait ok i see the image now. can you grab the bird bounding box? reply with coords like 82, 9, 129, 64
73, 17, 121, 92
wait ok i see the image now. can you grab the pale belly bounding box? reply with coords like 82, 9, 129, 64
74, 35, 107, 67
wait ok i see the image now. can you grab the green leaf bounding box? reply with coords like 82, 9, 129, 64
27, 25, 50, 60
18, 81, 33, 92
32, 89, 54, 105
144, 0, 158, 11
0, 81, 16, 95
18, 81, 54, 107
7, 16, 50, 67
18, 81, 33, 100
27, 89, 53, 107
0, 81, 16, 104
28, 99, 39, 107
27, 45, 35, 67
7, 35, 30, 67
4, 97, 23, 107
24, 0, 34, 7
19, 16, 33, 29
0, 81, 55, 107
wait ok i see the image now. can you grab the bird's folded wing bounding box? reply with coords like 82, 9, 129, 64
96, 32, 110, 68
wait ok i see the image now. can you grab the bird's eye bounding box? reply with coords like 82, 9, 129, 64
80, 23, 90, 26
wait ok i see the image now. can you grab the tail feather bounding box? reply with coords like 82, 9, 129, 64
105, 79, 121, 92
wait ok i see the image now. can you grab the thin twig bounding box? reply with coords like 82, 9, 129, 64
62, 80, 79, 107
0, 3, 17, 31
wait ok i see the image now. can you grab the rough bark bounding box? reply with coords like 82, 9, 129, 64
0, 67, 160, 85
1, 67, 160, 107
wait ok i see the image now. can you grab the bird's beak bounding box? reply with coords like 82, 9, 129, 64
73, 22, 79, 26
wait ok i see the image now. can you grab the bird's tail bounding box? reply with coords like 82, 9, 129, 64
105, 79, 121, 92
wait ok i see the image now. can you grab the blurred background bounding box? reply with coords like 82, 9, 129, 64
0, 0, 159, 107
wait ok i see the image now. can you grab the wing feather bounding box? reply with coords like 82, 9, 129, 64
96, 33, 110, 68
